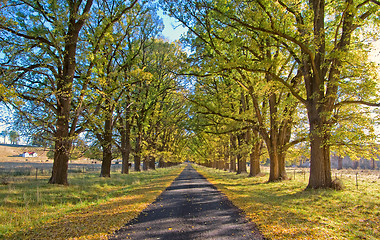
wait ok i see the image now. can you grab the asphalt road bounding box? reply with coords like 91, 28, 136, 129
109, 164, 265, 240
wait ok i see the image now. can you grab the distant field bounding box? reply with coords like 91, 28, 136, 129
0, 144, 50, 163
0, 144, 105, 180
0, 144, 94, 165
195, 165, 380, 240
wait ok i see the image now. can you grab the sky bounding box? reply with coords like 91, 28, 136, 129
158, 9, 187, 42
369, 40, 380, 65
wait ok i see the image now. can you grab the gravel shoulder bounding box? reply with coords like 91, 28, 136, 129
110, 164, 265, 240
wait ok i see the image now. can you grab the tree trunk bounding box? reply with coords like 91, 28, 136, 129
100, 115, 113, 177
307, 113, 332, 188
337, 156, 343, 170
264, 137, 289, 181
305, 103, 334, 188
100, 144, 112, 177
121, 147, 130, 174
49, 132, 71, 185
149, 156, 156, 170
223, 145, 229, 171
249, 140, 262, 177
158, 156, 165, 168
120, 120, 131, 174
268, 147, 280, 181
218, 159, 223, 170
352, 160, 359, 169
370, 159, 375, 170
143, 156, 148, 171
236, 133, 247, 174
49, 82, 73, 185
279, 151, 288, 180
236, 153, 242, 174
134, 133, 141, 171
240, 158, 247, 173
268, 86, 281, 181
229, 134, 237, 172
304, 0, 357, 188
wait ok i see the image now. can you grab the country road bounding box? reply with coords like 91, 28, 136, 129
110, 164, 265, 240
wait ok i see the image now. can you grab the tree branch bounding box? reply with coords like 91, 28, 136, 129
233, 66, 307, 105
0, 24, 54, 47
334, 100, 380, 108
185, 95, 255, 124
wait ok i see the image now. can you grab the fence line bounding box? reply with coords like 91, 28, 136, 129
286, 167, 380, 190
0, 164, 124, 183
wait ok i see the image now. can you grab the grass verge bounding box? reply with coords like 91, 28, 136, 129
1, 165, 184, 239
194, 165, 379, 240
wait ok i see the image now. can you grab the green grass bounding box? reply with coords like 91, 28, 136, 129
194, 165, 380, 240
0, 165, 184, 239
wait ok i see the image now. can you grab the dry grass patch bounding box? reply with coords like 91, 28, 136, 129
194, 165, 379, 240
1, 165, 185, 239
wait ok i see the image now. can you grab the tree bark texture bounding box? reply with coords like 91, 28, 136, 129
49, 132, 71, 185
249, 138, 262, 177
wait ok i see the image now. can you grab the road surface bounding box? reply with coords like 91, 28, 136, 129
110, 164, 265, 240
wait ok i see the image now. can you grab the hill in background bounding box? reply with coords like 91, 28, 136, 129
0, 144, 50, 163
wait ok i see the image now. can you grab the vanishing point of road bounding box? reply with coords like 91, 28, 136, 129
109, 164, 265, 240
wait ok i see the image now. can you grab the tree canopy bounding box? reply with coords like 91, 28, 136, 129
1, 0, 379, 188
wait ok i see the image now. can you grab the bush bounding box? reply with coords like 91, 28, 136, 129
331, 178, 344, 190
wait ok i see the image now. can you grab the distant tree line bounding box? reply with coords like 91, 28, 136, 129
0, 130, 20, 145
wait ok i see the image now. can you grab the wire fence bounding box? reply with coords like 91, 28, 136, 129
283, 166, 380, 190
0, 163, 124, 184
2, 163, 379, 189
